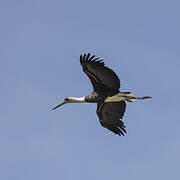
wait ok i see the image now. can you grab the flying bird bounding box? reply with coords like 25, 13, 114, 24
52, 53, 151, 136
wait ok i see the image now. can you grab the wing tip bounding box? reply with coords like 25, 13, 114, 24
117, 127, 127, 136
80, 53, 105, 66
100, 119, 127, 136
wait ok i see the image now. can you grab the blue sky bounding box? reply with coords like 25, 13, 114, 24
1, 0, 180, 179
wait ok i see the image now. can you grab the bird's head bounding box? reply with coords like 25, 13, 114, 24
64, 97, 75, 102
51, 97, 71, 110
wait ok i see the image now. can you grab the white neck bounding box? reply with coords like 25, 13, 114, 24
68, 96, 85, 103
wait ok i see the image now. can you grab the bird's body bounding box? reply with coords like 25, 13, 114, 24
52, 53, 151, 136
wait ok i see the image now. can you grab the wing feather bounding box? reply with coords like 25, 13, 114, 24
97, 101, 126, 136
80, 53, 120, 91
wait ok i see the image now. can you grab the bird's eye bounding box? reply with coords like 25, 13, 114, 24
64, 98, 69, 101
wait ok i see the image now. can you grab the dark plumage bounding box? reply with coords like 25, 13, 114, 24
80, 53, 126, 136
80, 53, 120, 91
52, 53, 152, 136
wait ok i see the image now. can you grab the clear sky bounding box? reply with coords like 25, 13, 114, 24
1, 0, 180, 179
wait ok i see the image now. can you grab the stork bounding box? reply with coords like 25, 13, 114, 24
52, 53, 151, 136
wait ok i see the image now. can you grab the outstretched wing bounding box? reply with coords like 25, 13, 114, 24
97, 101, 126, 136
80, 53, 120, 91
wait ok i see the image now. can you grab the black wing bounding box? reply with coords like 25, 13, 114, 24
97, 101, 126, 136
80, 53, 120, 92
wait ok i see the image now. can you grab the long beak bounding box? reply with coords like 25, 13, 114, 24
51, 101, 67, 110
